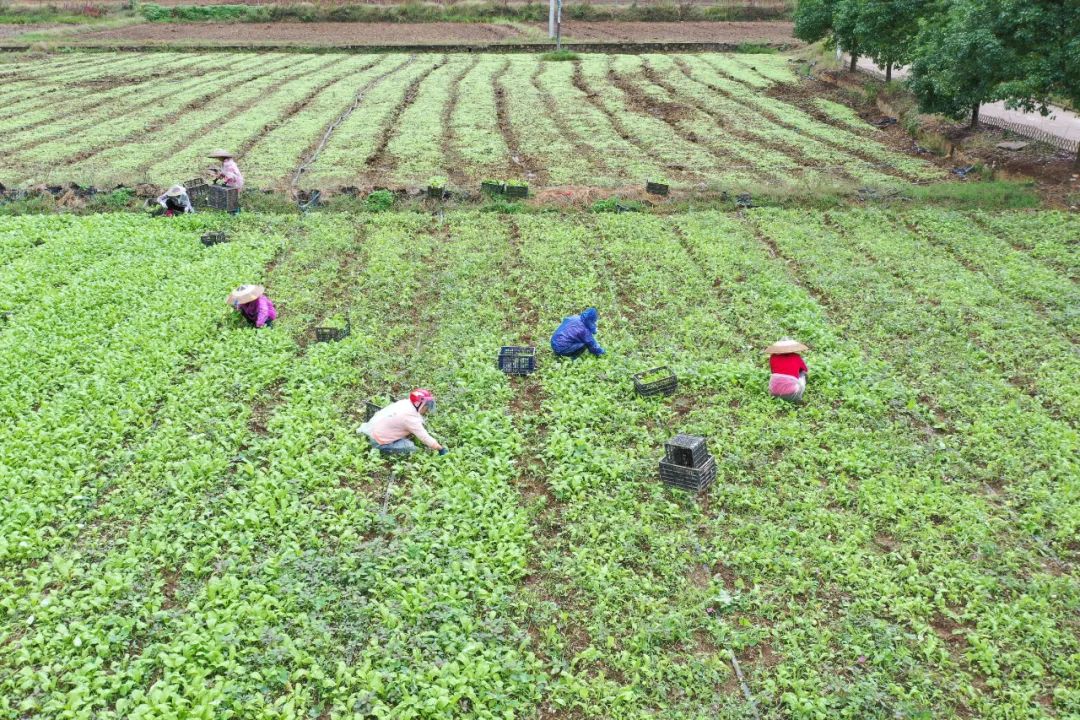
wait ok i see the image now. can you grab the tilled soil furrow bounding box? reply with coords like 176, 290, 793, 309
130, 55, 336, 178
364, 55, 448, 178
291, 55, 417, 189
674, 57, 916, 181
0, 55, 214, 139
233, 55, 368, 160
440, 55, 481, 188
529, 60, 618, 180
492, 57, 544, 184
607, 60, 762, 171
23, 55, 302, 173
1, 56, 240, 153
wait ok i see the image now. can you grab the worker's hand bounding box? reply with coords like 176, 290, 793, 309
438, 447, 449, 456
595, 348, 606, 356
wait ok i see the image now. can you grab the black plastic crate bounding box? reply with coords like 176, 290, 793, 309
184, 178, 209, 207
633, 367, 677, 397
498, 346, 536, 375
505, 184, 528, 198
200, 231, 228, 247
664, 433, 710, 468
660, 455, 716, 493
481, 181, 505, 195
427, 186, 445, 200
208, 185, 240, 212
314, 317, 351, 343
364, 401, 382, 422
646, 181, 669, 196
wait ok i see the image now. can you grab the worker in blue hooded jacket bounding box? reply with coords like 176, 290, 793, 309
551, 307, 606, 359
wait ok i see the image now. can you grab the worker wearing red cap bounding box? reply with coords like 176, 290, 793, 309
357, 389, 448, 455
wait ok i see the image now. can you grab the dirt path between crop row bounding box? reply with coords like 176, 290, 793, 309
43, 20, 797, 46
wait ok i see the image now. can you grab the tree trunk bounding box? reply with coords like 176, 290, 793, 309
1074, 143, 1079, 168
970, 104, 980, 129
885, 62, 892, 83
849, 52, 858, 72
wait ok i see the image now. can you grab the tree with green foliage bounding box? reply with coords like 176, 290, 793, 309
909, 0, 1016, 128
855, 0, 926, 82
987, 0, 1080, 164
792, 0, 861, 72
792, 0, 836, 46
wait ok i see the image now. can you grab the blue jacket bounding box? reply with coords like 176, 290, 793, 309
551, 307, 605, 356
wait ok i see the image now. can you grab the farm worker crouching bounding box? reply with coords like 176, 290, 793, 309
227, 284, 276, 329
358, 389, 448, 456
551, 307, 605, 359
154, 184, 193, 216
766, 338, 808, 403
208, 148, 244, 191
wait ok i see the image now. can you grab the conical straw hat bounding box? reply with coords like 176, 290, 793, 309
165, 184, 186, 197
207, 148, 234, 159
227, 284, 264, 306
764, 338, 808, 355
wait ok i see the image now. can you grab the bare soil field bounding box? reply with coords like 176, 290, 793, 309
548, 19, 795, 42
0, 23, 62, 38
32, 19, 796, 46
70, 20, 527, 44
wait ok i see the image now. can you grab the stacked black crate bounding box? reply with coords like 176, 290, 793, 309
659, 433, 717, 493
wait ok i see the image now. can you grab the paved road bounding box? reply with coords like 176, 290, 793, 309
839, 53, 1080, 149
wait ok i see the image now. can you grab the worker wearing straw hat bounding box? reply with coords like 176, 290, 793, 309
765, 338, 808, 403
153, 184, 193, 216
227, 284, 276, 329
208, 149, 244, 191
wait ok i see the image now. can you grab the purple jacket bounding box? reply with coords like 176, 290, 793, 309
238, 296, 276, 328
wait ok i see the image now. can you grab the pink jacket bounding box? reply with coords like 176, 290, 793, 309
361, 399, 439, 449
238, 296, 276, 328
219, 158, 244, 190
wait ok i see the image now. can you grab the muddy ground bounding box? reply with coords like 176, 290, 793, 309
536, 19, 796, 43
49, 19, 796, 46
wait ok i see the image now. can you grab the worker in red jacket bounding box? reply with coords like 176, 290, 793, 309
765, 338, 808, 403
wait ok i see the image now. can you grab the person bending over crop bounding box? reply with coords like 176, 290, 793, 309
208, 148, 244, 191
358, 389, 448, 456
551, 307, 605, 359
227, 284, 276, 329
153, 184, 193, 216
766, 338, 808, 403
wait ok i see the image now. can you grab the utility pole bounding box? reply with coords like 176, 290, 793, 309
549, 0, 555, 38
556, 0, 563, 50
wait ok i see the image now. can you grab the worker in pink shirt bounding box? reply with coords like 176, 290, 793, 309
765, 337, 808, 403
227, 284, 276, 328
358, 389, 448, 456
208, 148, 244, 191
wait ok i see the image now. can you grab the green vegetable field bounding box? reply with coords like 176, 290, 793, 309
1, 209, 1077, 719
0, 51, 942, 191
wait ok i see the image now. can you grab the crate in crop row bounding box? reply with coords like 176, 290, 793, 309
498, 346, 536, 375
314, 317, 351, 344
201, 231, 228, 247
633, 366, 677, 397
665, 433, 710, 468
207, 185, 239, 212
660, 455, 716, 493
505, 184, 528, 198
646, 181, 669, 196
364, 401, 382, 422
184, 179, 209, 206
